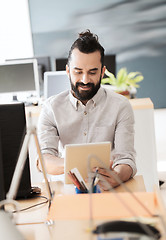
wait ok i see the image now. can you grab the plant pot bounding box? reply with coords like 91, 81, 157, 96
116, 90, 130, 99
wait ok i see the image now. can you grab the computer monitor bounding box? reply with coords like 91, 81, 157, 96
44, 71, 70, 99
0, 59, 40, 102
36, 56, 51, 73
0, 135, 5, 201
55, 58, 68, 71
0, 103, 33, 200
104, 54, 116, 76
6, 56, 51, 97
6, 56, 51, 75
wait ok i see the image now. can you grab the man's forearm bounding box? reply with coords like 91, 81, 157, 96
38, 153, 64, 175
114, 164, 133, 183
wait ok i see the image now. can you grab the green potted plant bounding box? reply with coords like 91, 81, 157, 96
101, 68, 144, 98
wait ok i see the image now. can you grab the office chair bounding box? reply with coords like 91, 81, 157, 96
44, 71, 70, 99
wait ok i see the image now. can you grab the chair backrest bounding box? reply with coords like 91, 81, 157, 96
44, 71, 70, 99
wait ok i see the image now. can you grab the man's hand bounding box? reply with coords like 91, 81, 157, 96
37, 153, 64, 175
93, 161, 133, 190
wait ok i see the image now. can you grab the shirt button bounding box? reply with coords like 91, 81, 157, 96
84, 111, 87, 115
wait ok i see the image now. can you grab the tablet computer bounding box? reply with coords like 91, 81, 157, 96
64, 142, 111, 184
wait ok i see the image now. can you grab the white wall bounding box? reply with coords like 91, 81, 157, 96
0, 0, 34, 61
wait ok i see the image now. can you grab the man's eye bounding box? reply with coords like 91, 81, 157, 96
89, 72, 96, 75
75, 71, 82, 74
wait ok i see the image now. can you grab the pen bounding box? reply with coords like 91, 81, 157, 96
91, 168, 99, 192
81, 181, 88, 193
94, 175, 99, 186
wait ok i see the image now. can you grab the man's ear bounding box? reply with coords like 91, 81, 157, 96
101, 66, 106, 79
66, 64, 70, 77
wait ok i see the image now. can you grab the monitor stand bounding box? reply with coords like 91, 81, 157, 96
12, 95, 18, 102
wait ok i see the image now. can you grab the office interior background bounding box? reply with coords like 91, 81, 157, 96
0, 0, 166, 108
0, 0, 166, 174
28, 0, 166, 109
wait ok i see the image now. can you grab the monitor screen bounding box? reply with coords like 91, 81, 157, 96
104, 54, 116, 76
0, 103, 32, 200
44, 71, 70, 99
0, 59, 40, 102
55, 58, 68, 71
6, 57, 51, 97
36, 56, 51, 73
0, 134, 5, 201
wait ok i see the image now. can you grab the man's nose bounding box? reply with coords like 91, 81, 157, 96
81, 74, 89, 84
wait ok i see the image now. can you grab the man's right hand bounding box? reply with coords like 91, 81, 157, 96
37, 153, 64, 175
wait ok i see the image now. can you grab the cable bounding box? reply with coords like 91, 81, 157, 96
12, 195, 49, 213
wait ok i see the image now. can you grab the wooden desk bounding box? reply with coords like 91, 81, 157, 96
129, 97, 154, 110
14, 176, 148, 240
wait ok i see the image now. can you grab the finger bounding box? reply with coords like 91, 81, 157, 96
85, 172, 96, 182
98, 181, 109, 191
97, 167, 110, 177
98, 171, 119, 188
97, 176, 111, 191
110, 160, 114, 170
92, 167, 101, 172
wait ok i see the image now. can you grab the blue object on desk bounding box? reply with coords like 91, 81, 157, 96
75, 184, 101, 194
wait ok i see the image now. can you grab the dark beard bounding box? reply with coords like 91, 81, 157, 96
69, 76, 101, 102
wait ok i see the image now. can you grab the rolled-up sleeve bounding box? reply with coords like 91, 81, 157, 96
112, 99, 137, 176
37, 102, 59, 156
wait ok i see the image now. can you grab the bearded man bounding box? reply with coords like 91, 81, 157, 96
38, 30, 136, 189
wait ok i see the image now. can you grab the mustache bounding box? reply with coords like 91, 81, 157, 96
76, 82, 94, 88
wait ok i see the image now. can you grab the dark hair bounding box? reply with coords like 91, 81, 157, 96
67, 29, 105, 66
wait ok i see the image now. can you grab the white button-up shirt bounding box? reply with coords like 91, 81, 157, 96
38, 87, 137, 176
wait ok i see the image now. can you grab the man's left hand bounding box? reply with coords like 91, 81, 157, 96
93, 161, 133, 190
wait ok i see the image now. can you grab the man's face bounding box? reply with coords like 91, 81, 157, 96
66, 48, 105, 104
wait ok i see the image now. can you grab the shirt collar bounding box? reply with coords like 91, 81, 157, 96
69, 86, 105, 110
92, 87, 105, 106
69, 91, 79, 109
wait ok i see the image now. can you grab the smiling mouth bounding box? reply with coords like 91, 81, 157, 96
79, 85, 91, 90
